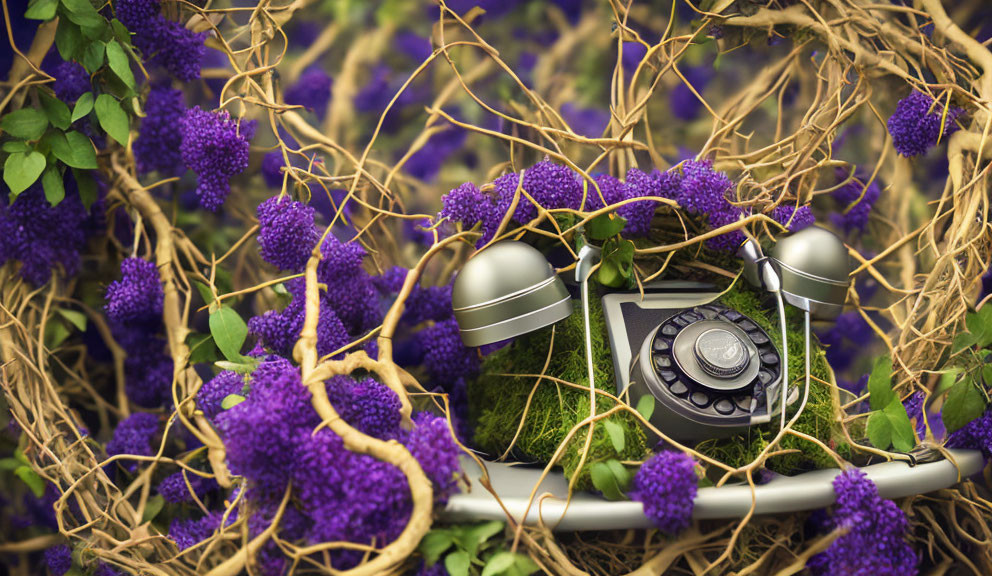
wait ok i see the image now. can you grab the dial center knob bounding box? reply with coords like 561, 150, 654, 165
693, 328, 749, 378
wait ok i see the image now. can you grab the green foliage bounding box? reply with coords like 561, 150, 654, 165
590, 459, 630, 500
941, 307, 992, 433
694, 288, 851, 473
95, 94, 130, 146
862, 355, 915, 452
470, 297, 650, 490
419, 522, 538, 576
3, 151, 46, 196
597, 237, 635, 288
209, 306, 249, 363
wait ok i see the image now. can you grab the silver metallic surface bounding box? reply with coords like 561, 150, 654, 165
673, 321, 757, 386
452, 241, 572, 346
769, 226, 850, 318
443, 450, 985, 531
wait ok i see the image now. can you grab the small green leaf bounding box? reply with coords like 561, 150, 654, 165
866, 410, 892, 450
209, 306, 249, 363
72, 92, 95, 122
95, 94, 129, 146
14, 465, 46, 498
597, 260, 622, 288
195, 281, 216, 305
463, 521, 504, 557
936, 368, 962, 396
970, 306, 992, 348
2, 140, 29, 153
511, 555, 541, 576
884, 399, 916, 452
221, 394, 246, 410
50, 131, 97, 169
951, 331, 977, 354
111, 19, 132, 46
79, 41, 105, 74
44, 318, 71, 348
60, 0, 105, 37
444, 550, 470, 576
603, 419, 625, 453
482, 552, 516, 576
71, 168, 99, 210
41, 164, 65, 206
983, 366, 992, 388
591, 460, 626, 500
142, 494, 165, 523
214, 359, 259, 374
4, 151, 46, 196
25, 0, 59, 20
1, 108, 49, 140
943, 378, 987, 433
588, 212, 627, 240
55, 18, 83, 61
635, 395, 655, 421
39, 91, 71, 130
867, 355, 894, 411
187, 333, 220, 364
419, 530, 455, 566
0, 457, 21, 471
105, 40, 135, 89
58, 309, 87, 331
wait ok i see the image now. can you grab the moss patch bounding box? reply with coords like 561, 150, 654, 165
469, 298, 649, 489
469, 287, 848, 485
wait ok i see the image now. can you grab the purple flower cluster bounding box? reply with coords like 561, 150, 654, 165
673, 160, 748, 251
44, 544, 72, 576
104, 258, 173, 407
887, 92, 964, 157
439, 182, 500, 246
197, 370, 245, 420
53, 60, 89, 103
495, 159, 583, 224
104, 258, 164, 323
770, 204, 815, 232
831, 171, 880, 235
212, 356, 460, 567
256, 196, 320, 272
169, 511, 233, 551
285, 67, 333, 120
317, 236, 381, 334
134, 83, 186, 176
117, 0, 207, 81
816, 311, 873, 373
628, 451, 698, 534
0, 183, 89, 286
808, 468, 917, 575
948, 409, 992, 457
420, 317, 480, 386
180, 107, 256, 211
94, 563, 124, 576
248, 278, 350, 359
159, 471, 219, 504
106, 412, 159, 471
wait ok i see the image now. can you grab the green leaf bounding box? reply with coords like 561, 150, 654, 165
0, 457, 21, 471
866, 410, 892, 450
967, 306, 992, 348
867, 355, 894, 411
587, 212, 627, 241
597, 259, 622, 288
943, 378, 987, 433
55, 18, 83, 61
195, 281, 216, 305
463, 521, 504, 557
209, 306, 249, 363
79, 41, 105, 74
95, 94, 129, 146
14, 465, 46, 498
60, 0, 105, 37
2, 140, 29, 153
214, 359, 260, 374
590, 460, 627, 500
50, 131, 97, 169
510, 555, 540, 576
419, 530, 455, 566
983, 365, 992, 388
58, 309, 87, 331
635, 395, 655, 421
142, 494, 165, 523
187, 333, 220, 364
111, 19, 132, 46
44, 318, 71, 348
445, 550, 471, 576
3, 151, 46, 196
1, 108, 49, 140
72, 92, 95, 123
936, 368, 962, 396
482, 552, 517, 576
603, 419, 625, 453
25, 0, 59, 20
71, 168, 98, 210
883, 399, 916, 452
39, 91, 71, 130
41, 164, 65, 206
105, 40, 135, 89
221, 394, 246, 410
951, 331, 977, 354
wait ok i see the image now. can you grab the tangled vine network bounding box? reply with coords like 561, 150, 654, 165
1, 0, 992, 575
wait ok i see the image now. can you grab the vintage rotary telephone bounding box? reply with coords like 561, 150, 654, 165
446, 229, 985, 529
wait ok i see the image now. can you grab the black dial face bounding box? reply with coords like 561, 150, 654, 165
648, 304, 781, 418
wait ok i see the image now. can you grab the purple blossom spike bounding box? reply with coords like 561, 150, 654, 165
44, 544, 72, 576
285, 67, 333, 120
135, 83, 186, 176
104, 258, 164, 323
887, 92, 964, 157
180, 107, 256, 211
628, 451, 698, 534
256, 196, 320, 272
197, 371, 244, 420
106, 412, 160, 471
770, 204, 815, 231
420, 317, 480, 386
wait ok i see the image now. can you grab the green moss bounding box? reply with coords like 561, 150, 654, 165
469, 287, 848, 485
694, 288, 850, 472
469, 298, 649, 489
